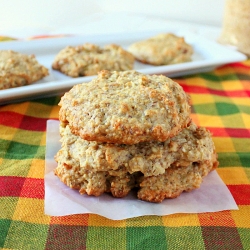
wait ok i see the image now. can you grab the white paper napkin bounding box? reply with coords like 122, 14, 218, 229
45, 120, 238, 220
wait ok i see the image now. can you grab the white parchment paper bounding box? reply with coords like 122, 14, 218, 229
45, 120, 238, 220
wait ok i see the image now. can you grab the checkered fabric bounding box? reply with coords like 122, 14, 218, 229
0, 61, 250, 250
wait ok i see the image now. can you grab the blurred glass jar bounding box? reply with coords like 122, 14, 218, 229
218, 0, 250, 56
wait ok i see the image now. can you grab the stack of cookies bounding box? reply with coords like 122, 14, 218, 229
55, 70, 218, 203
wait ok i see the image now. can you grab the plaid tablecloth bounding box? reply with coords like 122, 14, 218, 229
1, 60, 250, 249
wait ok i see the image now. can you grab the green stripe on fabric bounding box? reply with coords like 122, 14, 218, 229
239, 105, 250, 114
46, 225, 88, 250
218, 152, 250, 168
238, 152, 250, 168
32, 96, 61, 106
218, 153, 241, 167
194, 103, 241, 116
86, 227, 126, 250
193, 103, 218, 116
3, 140, 45, 160
0, 197, 19, 219
215, 103, 240, 116
165, 226, 205, 250
3, 221, 48, 250
0, 139, 11, 158
201, 72, 239, 82
237, 228, 250, 250
126, 226, 167, 250
0, 219, 11, 248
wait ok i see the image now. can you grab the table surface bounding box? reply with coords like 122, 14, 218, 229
0, 35, 250, 250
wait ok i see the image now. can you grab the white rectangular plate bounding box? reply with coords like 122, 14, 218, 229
0, 30, 247, 104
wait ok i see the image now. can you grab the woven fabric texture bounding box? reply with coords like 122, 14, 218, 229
0, 61, 250, 250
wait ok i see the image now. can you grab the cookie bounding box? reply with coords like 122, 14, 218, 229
54, 122, 218, 201
137, 159, 218, 203
52, 43, 135, 77
0, 50, 49, 90
128, 33, 193, 65
59, 70, 191, 144
57, 122, 217, 177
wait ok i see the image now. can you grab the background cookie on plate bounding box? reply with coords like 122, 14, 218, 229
128, 33, 193, 65
52, 43, 135, 77
59, 70, 191, 144
0, 50, 49, 90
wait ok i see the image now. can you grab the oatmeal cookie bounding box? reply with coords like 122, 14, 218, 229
128, 33, 193, 65
54, 122, 218, 201
52, 43, 135, 77
0, 50, 49, 90
59, 70, 191, 144
57, 122, 217, 177
54, 147, 217, 201
137, 159, 218, 203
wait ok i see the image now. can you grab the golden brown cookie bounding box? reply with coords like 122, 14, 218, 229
54, 122, 218, 201
59, 70, 191, 144
0, 50, 49, 90
57, 122, 217, 177
128, 33, 193, 65
137, 159, 218, 203
52, 43, 135, 77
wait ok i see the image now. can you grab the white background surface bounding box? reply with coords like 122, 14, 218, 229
0, 0, 226, 38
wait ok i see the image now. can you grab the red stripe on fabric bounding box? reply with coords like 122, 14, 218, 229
0, 111, 23, 128
228, 62, 250, 70
181, 85, 210, 94
227, 184, 250, 205
0, 176, 26, 197
207, 127, 250, 138
0, 111, 47, 131
0, 176, 44, 199
20, 177, 44, 199
19, 114, 47, 131
181, 84, 250, 97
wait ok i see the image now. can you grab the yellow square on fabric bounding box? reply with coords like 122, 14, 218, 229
12, 198, 50, 224
231, 97, 250, 106
27, 159, 45, 178
222, 114, 247, 129
162, 213, 200, 227
221, 80, 243, 91
88, 214, 126, 227
0, 159, 31, 177
241, 113, 250, 128
217, 167, 250, 185
197, 115, 224, 128
190, 94, 214, 105
49, 106, 60, 119
231, 205, 250, 228
213, 137, 235, 153
0, 125, 16, 141
126, 215, 163, 227
0, 102, 29, 114
186, 77, 207, 87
